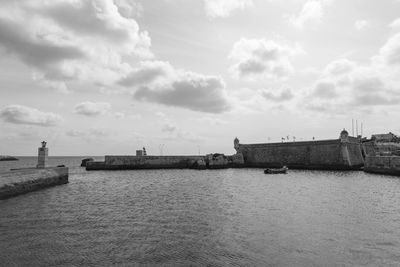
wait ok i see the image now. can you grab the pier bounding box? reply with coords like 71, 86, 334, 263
0, 142, 69, 200
0, 167, 68, 199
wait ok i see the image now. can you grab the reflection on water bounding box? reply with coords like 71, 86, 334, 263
1, 157, 400, 266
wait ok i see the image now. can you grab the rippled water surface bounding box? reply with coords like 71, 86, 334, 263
1, 157, 400, 266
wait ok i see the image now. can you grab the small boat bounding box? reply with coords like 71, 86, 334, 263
264, 166, 288, 174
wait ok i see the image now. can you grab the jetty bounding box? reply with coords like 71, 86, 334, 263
0, 142, 69, 200
86, 153, 245, 170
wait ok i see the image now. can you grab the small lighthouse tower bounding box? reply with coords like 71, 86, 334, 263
37, 141, 48, 168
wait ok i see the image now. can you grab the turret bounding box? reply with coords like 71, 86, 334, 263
340, 129, 349, 142
234, 137, 240, 152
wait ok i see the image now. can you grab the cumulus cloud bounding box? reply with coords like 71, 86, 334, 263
389, 18, 400, 28
131, 69, 230, 113
323, 58, 356, 76
199, 116, 228, 126
0, 105, 63, 126
155, 112, 202, 142
118, 61, 174, 87
0, 1, 231, 115
0, 0, 152, 89
261, 88, 294, 102
312, 81, 337, 98
378, 32, 400, 65
286, 0, 333, 29
229, 38, 301, 79
113, 112, 125, 119
114, 0, 143, 18
303, 31, 400, 114
73, 101, 111, 116
156, 112, 178, 133
354, 20, 369, 31
204, 0, 253, 18
66, 128, 110, 140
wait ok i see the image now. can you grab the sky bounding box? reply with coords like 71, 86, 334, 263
1, 0, 400, 156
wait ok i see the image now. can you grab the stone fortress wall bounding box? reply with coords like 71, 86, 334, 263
235, 130, 364, 170
364, 155, 400, 176
362, 132, 400, 176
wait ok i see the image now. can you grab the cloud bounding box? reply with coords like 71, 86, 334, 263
118, 61, 174, 87
156, 113, 178, 133
155, 113, 203, 142
162, 122, 177, 133
133, 71, 231, 113
312, 81, 337, 98
204, 0, 253, 18
73, 101, 111, 116
286, 0, 333, 29
378, 32, 400, 65
229, 38, 301, 79
389, 18, 400, 28
261, 88, 294, 102
113, 112, 125, 119
0, 18, 85, 68
199, 116, 228, 126
323, 58, 356, 76
66, 128, 110, 140
114, 0, 143, 18
66, 130, 86, 137
0, 105, 63, 126
0, 0, 152, 89
353, 94, 400, 106
354, 20, 369, 31
302, 36, 400, 115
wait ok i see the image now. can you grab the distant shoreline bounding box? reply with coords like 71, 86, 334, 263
0, 156, 19, 161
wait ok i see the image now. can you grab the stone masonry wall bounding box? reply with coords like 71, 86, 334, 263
237, 139, 364, 169
364, 155, 400, 176
0, 167, 68, 199
103, 155, 205, 169
87, 154, 246, 170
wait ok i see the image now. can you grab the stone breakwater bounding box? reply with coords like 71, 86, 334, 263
364, 155, 400, 176
86, 154, 245, 170
0, 167, 69, 200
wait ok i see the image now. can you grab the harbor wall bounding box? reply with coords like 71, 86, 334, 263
102, 155, 204, 169
236, 137, 364, 170
0, 167, 68, 200
86, 154, 245, 170
364, 155, 400, 176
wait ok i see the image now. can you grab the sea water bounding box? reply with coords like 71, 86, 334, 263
1, 157, 400, 266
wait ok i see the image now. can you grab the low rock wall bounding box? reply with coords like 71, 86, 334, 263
364, 155, 400, 176
0, 167, 68, 199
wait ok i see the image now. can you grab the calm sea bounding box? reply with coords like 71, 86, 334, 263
1, 157, 400, 266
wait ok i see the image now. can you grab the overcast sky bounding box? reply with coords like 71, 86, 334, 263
1, 0, 400, 156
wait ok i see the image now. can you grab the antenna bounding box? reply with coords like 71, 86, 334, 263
361, 122, 363, 137
356, 120, 358, 136
352, 119, 354, 136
